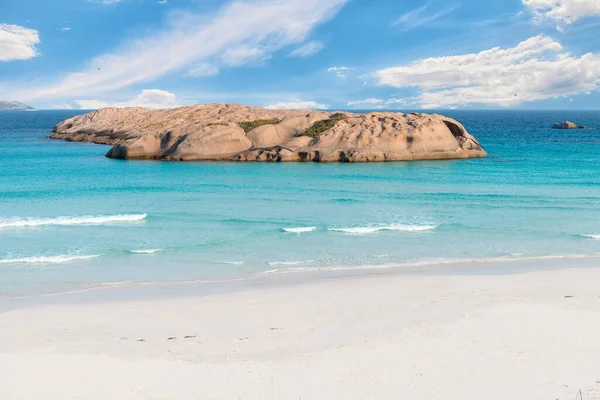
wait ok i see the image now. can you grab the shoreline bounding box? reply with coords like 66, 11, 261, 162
1, 258, 599, 399
3, 254, 600, 310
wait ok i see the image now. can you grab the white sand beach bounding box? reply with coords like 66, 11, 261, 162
1, 265, 600, 400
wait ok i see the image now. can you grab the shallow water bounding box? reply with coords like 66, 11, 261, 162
0, 109, 599, 296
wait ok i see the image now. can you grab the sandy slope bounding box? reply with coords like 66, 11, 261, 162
1, 267, 599, 399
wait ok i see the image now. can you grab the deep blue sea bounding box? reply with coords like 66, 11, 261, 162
0, 109, 599, 297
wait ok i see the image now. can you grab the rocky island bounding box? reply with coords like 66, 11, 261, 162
0, 101, 34, 111
552, 121, 587, 129
50, 103, 487, 162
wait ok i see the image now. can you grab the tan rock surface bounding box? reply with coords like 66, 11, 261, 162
50, 103, 487, 162
552, 121, 587, 129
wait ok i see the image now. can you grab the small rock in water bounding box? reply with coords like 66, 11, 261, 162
552, 121, 587, 129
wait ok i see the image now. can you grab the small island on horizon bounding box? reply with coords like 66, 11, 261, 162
49, 103, 486, 163
0, 101, 34, 111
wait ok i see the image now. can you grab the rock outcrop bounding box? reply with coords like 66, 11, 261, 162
50, 103, 487, 162
552, 121, 587, 129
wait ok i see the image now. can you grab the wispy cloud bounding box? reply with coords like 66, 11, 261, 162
221, 45, 271, 66
0, 24, 40, 61
51, 103, 74, 109
328, 66, 350, 78
76, 89, 181, 109
265, 100, 329, 109
13, 0, 349, 100
186, 63, 220, 77
289, 40, 324, 57
392, 3, 460, 31
347, 98, 383, 106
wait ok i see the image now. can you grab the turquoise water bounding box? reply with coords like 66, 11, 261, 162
1, 110, 599, 297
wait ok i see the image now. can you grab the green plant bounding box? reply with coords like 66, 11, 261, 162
296, 114, 347, 138
238, 119, 280, 133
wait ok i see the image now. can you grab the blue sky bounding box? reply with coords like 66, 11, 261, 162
1, 0, 599, 110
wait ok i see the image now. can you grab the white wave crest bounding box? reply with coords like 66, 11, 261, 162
282, 227, 317, 233
328, 224, 436, 234
221, 261, 245, 265
130, 249, 161, 254
581, 234, 600, 240
268, 260, 316, 266
0, 254, 100, 264
0, 214, 148, 229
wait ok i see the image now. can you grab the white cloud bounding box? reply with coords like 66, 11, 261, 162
265, 100, 329, 109
385, 97, 411, 106
14, 0, 348, 100
347, 98, 384, 106
328, 66, 350, 78
289, 40, 324, 57
60, 27, 71, 31
0, 24, 40, 61
392, 3, 459, 31
76, 89, 182, 109
92, 0, 121, 4
187, 63, 220, 77
523, 0, 600, 27
376, 35, 600, 108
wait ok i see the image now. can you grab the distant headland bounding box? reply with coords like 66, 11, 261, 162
50, 103, 487, 162
0, 101, 34, 111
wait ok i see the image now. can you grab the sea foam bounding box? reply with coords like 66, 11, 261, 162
282, 227, 317, 233
0, 254, 100, 264
260, 254, 598, 276
328, 224, 436, 234
268, 260, 316, 266
129, 249, 162, 254
0, 214, 148, 229
581, 234, 600, 240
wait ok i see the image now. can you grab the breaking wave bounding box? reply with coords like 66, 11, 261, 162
282, 227, 317, 233
581, 234, 600, 240
267, 260, 316, 266
0, 254, 100, 264
129, 249, 162, 254
0, 214, 148, 229
327, 224, 436, 234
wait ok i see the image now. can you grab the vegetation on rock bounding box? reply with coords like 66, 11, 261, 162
239, 119, 280, 133
297, 113, 347, 138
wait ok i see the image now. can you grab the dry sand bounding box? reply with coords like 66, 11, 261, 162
1, 265, 599, 399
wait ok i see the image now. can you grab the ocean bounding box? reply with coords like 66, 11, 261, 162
0, 109, 599, 297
